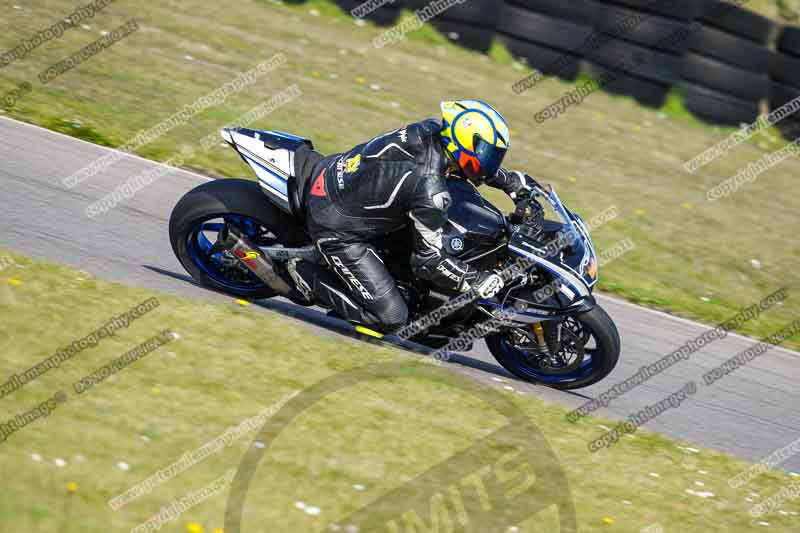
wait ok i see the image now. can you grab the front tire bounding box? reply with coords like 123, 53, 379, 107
486, 305, 620, 390
169, 179, 307, 299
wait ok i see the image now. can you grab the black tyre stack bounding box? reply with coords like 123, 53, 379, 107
287, 0, 798, 132
583, 0, 698, 108
495, 0, 598, 81
331, 0, 402, 26
678, 0, 776, 125
770, 25, 800, 139
426, 0, 502, 53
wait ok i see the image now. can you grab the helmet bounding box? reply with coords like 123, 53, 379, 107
439, 100, 510, 183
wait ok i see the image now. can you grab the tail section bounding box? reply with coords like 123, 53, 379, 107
220, 128, 314, 214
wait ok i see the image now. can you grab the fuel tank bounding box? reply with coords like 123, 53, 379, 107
443, 179, 507, 269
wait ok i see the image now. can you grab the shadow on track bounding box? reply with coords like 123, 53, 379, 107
143, 264, 521, 381
255, 298, 518, 379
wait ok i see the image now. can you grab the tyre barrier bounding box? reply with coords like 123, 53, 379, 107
430, 0, 500, 52
496, 35, 583, 81
593, 2, 694, 54
778, 24, 800, 56
678, 81, 761, 126
581, 1, 689, 108
681, 52, 770, 103
769, 81, 800, 140
771, 51, 800, 88
697, 0, 777, 45
584, 63, 670, 107
586, 38, 683, 86
689, 23, 774, 72
496, 4, 593, 81
284, 0, 798, 131
432, 19, 496, 52
599, 0, 700, 21
499, 4, 595, 53
505, 0, 600, 26
430, 0, 500, 26
332, 0, 402, 26
677, 0, 775, 128
771, 24, 800, 140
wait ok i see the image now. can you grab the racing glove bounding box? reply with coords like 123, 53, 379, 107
463, 270, 505, 298
488, 168, 541, 200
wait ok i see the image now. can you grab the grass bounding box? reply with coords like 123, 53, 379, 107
44, 117, 116, 147
749, 0, 800, 21
0, 0, 798, 353
1, 249, 799, 532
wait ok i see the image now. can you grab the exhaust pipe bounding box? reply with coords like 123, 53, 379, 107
217, 225, 294, 296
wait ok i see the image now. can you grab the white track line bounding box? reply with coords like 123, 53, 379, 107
5, 115, 798, 357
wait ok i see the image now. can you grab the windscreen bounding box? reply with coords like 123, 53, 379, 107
542, 187, 597, 288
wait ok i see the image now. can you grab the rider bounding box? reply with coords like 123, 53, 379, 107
289, 100, 539, 333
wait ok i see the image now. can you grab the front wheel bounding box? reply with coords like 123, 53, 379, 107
485, 305, 620, 390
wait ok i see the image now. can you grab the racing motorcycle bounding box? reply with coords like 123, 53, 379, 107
169, 128, 620, 390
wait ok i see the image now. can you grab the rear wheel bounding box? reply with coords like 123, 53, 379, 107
169, 179, 307, 299
486, 305, 620, 390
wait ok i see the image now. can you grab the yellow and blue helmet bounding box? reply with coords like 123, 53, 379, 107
440, 100, 510, 182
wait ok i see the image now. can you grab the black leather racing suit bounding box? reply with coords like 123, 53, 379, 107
292, 119, 528, 332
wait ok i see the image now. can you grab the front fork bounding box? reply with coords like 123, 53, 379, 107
531, 322, 550, 355
484, 286, 594, 366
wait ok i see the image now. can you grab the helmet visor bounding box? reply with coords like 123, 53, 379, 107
473, 135, 508, 179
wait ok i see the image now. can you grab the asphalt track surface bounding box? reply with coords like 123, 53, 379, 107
1, 117, 798, 471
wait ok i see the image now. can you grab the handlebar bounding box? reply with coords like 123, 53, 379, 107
509, 198, 528, 225
509, 196, 546, 238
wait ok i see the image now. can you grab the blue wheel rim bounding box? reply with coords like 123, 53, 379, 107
186, 215, 273, 294
497, 326, 596, 385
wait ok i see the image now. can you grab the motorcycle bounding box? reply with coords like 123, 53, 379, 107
169, 127, 620, 390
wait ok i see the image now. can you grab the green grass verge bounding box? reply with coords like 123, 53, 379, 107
1, 249, 799, 532
0, 0, 797, 350
749, 0, 800, 21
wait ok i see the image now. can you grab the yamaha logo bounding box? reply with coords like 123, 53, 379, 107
450, 237, 464, 251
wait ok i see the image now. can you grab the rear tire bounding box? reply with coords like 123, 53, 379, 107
169, 179, 307, 299
486, 305, 620, 390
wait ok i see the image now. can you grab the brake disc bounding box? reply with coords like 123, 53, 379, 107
542, 319, 586, 373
